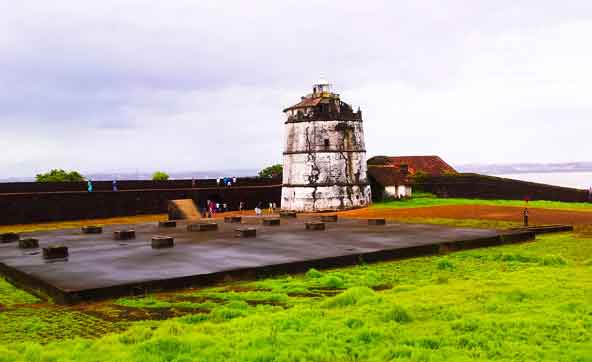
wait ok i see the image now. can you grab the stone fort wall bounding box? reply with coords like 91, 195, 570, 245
0, 178, 281, 225
416, 174, 589, 202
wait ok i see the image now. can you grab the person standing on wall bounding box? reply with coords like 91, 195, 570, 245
255, 202, 262, 216
112, 180, 118, 192
87, 180, 93, 193
205, 200, 211, 218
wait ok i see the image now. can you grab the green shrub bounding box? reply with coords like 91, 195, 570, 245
152, 171, 169, 181
36, 169, 85, 182
258, 164, 283, 179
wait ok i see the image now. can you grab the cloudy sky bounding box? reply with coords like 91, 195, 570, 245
1, 1, 591, 178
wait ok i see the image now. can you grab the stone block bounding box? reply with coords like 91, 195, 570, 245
1, 232, 19, 243
151, 236, 175, 249
43, 245, 68, 260
187, 223, 219, 232
320, 215, 338, 222
114, 230, 136, 240
368, 218, 386, 225
225, 216, 242, 223
81, 226, 103, 234
305, 222, 326, 231
262, 218, 280, 226
19, 238, 39, 249
279, 211, 297, 218
158, 220, 177, 228
235, 228, 256, 238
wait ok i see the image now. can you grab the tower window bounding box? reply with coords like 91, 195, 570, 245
324, 139, 330, 148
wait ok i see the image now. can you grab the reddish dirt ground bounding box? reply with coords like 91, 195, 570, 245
338, 205, 592, 225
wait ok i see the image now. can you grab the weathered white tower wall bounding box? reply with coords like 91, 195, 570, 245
281, 82, 371, 211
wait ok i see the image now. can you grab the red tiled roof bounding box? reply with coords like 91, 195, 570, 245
368, 156, 456, 185
283, 96, 322, 112
367, 166, 411, 186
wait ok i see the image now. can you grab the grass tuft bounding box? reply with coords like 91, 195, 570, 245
323, 287, 379, 308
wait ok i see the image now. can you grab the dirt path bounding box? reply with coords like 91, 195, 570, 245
338, 205, 592, 225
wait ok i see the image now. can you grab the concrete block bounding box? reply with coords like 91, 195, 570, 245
306, 222, 326, 230
81, 226, 103, 234
279, 211, 297, 218
320, 215, 338, 222
225, 216, 242, 223
114, 230, 136, 240
368, 218, 386, 225
158, 220, 177, 228
152, 236, 175, 249
43, 245, 68, 260
187, 223, 218, 232
262, 218, 280, 226
235, 228, 256, 238
19, 238, 39, 249
1, 232, 19, 243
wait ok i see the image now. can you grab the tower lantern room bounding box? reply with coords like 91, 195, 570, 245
313, 77, 332, 96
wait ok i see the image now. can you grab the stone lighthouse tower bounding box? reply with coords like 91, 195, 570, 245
281, 79, 371, 211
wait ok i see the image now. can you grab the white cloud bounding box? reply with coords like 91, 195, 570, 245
0, 0, 591, 177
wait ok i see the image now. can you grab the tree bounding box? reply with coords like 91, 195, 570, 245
152, 171, 170, 181
258, 164, 283, 179
36, 169, 85, 182
411, 170, 428, 183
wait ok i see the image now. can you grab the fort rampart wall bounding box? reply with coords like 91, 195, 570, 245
416, 174, 589, 203
0, 178, 281, 225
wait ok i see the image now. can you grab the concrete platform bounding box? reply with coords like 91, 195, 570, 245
0, 217, 535, 304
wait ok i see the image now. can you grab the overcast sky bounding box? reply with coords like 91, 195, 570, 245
1, 1, 591, 178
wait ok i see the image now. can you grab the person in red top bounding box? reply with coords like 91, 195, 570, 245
210, 201, 217, 217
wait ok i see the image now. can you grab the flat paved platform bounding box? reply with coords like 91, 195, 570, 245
0, 217, 533, 304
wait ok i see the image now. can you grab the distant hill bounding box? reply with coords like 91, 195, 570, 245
456, 162, 592, 175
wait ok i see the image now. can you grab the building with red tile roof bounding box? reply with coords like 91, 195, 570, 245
367, 155, 457, 200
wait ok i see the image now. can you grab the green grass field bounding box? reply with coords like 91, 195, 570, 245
0, 229, 590, 362
373, 192, 592, 212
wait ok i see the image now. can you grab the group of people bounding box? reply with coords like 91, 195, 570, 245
87, 177, 239, 193
202, 200, 230, 218
200, 200, 278, 217
216, 177, 237, 187
254, 202, 277, 216
86, 180, 119, 192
